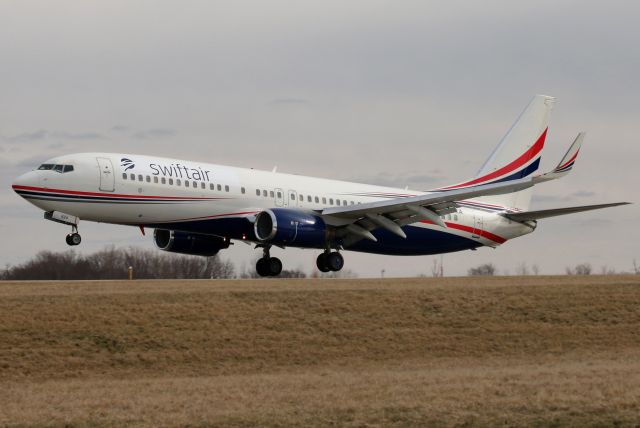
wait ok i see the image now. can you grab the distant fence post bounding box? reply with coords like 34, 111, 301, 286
128, 266, 133, 280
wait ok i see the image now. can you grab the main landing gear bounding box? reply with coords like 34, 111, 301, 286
316, 251, 344, 273
65, 225, 81, 246
256, 245, 283, 277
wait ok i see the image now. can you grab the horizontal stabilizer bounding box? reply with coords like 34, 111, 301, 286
504, 202, 630, 222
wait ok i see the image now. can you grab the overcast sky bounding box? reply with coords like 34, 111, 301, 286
1, 0, 638, 276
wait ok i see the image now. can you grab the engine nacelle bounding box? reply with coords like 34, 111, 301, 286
254, 208, 327, 248
154, 229, 229, 256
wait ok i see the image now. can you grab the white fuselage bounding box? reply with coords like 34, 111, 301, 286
12, 152, 535, 255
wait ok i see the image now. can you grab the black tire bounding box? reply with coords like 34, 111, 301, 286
256, 258, 269, 277
69, 233, 81, 246
65, 234, 74, 246
267, 257, 282, 276
316, 253, 330, 272
327, 252, 344, 272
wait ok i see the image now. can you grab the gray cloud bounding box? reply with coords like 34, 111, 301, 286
3, 129, 103, 142
132, 128, 177, 139
270, 98, 309, 105
347, 171, 444, 189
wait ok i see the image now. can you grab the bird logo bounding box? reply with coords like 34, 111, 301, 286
121, 158, 135, 171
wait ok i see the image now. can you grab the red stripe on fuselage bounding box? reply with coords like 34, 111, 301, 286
420, 220, 506, 244
12, 185, 218, 201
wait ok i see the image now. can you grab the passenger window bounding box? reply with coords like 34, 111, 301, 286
138, 174, 143, 181
329, 198, 334, 204
225, 185, 229, 192
277, 191, 282, 198
454, 214, 458, 221
161, 177, 166, 184
256, 189, 261, 196
154, 176, 158, 183
270, 191, 274, 198
307, 196, 312, 202
315, 196, 319, 203
350, 201, 354, 205
177, 179, 181, 186
168, 178, 173, 185
63, 165, 74, 173
130, 173, 135, 180
122, 173, 127, 179
217, 184, 222, 191
201, 182, 205, 189
210, 183, 214, 190
185, 181, 190, 187
322, 197, 327, 204
241, 187, 245, 194
146, 176, 150, 183
336, 200, 340, 206
263, 190, 268, 197
291, 193, 295, 200
299, 194, 303, 201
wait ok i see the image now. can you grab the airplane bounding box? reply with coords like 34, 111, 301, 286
11, 95, 629, 276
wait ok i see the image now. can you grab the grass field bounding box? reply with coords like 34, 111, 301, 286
1, 275, 639, 427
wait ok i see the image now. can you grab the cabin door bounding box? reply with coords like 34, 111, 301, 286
472, 213, 484, 239
274, 188, 284, 207
97, 157, 115, 192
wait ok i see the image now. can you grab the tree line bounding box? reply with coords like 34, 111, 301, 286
1, 246, 235, 280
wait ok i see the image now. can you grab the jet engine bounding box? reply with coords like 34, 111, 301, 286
253, 208, 328, 247
154, 229, 230, 256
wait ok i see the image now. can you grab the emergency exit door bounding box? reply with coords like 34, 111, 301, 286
97, 157, 115, 192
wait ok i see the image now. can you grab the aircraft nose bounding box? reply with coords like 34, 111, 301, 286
12, 171, 38, 194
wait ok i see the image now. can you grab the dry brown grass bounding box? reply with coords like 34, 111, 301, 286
1, 276, 639, 427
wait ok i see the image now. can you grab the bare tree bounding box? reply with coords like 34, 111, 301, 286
515, 262, 530, 276
532, 264, 540, 275
566, 263, 592, 275
1, 246, 235, 280
468, 263, 496, 276
633, 260, 640, 275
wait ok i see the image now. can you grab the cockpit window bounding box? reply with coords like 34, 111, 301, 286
38, 163, 74, 173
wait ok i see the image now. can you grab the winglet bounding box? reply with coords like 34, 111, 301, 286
553, 132, 584, 175
534, 132, 584, 184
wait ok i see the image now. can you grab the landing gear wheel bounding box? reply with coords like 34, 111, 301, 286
256, 258, 269, 277
267, 257, 282, 276
316, 253, 331, 272
66, 233, 81, 246
326, 252, 344, 272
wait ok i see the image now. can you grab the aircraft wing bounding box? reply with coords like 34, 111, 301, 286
319, 176, 541, 243
503, 202, 630, 221
318, 133, 589, 244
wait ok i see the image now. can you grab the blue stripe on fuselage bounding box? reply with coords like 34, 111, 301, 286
145, 218, 481, 256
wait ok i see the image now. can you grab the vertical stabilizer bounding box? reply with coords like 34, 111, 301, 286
467, 95, 555, 211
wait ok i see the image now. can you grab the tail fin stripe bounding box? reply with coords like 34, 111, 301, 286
554, 149, 580, 172
439, 128, 547, 190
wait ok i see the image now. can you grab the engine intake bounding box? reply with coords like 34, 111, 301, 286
254, 208, 327, 248
154, 229, 229, 256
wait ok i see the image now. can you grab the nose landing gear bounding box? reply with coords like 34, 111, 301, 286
316, 251, 344, 273
65, 225, 82, 246
255, 245, 283, 277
